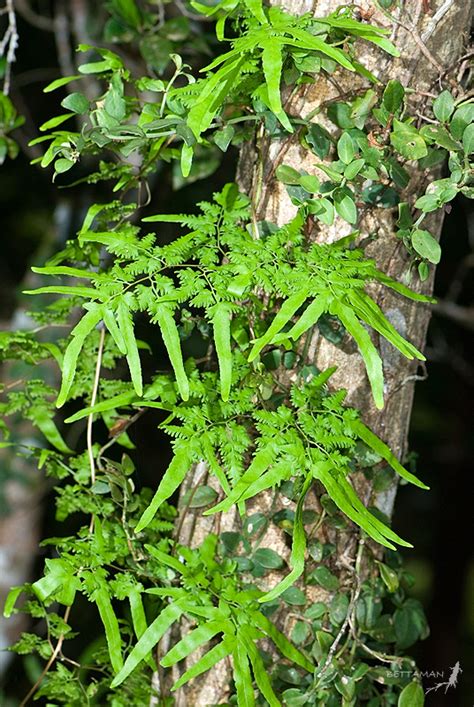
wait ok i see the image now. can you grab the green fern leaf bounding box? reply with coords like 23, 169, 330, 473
117, 300, 143, 397
172, 639, 234, 691
110, 601, 185, 686
56, 306, 103, 408
135, 446, 193, 532
211, 302, 232, 401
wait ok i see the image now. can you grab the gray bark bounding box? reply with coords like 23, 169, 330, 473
173, 1, 473, 703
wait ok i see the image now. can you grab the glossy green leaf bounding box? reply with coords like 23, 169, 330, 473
313, 463, 408, 549
433, 90, 454, 123
251, 612, 314, 672
39, 113, 75, 131
103, 307, 127, 355
111, 602, 185, 686
44, 75, 82, 93
79, 60, 115, 74
353, 420, 428, 489
182, 485, 218, 508
398, 682, 424, 707
344, 158, 365, 180
205, 445, 276, 515
390, 120, 427, 160
309, 197, 334, 226
155, 305, 189, 400
57, 306, 103, 408
110, 0, 141, 28
93, 587, 124, 673
299, 174, 320, 193
414, 193, 439, 212
261, 40, 292, 132
306, 123, 331, 158
382, 80, 405, 113
411, 229, 441, 264
308, 564, 339, 591
348, 291, 424, 361
161, 620, 226, 667
276, 164, 301, 185
248, 288, 311, 361
463, 123, 474, 153
244, 0, 267, 24
241, 628, 281, 707
172, 639, 234, 691
181, 143, 193, 178
285, 30, 355, 72
337, 133, 355, 164
450, 103, 474, 139
233, 638, 255, 707
420, 125, 461, 151
351, 89, 377, 129
23, 285, 99, 298
117, 300, 143, 396
333, 188, 357, 224
30, 407, 72, 453
377, 561, 399, 593
61, 92, 89, 114
212, 302, 232, 401
283, 297, 327, 342
260, 478, 310, 602
54, 158, 75, 174
3, 586, 23, 618
135, 447, 193, 532
253, 548, 284, 569
281, 586, 306, 606
331, 302, 384, 409
214, 124, 235, 152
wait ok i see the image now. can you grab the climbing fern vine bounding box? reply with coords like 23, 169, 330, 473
2, 0, 473, 704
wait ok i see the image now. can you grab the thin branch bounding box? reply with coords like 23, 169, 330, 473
0, 0, 19, 94
19, 605, 72, 707
445, 253, 474, 303
174, 460, 208, 541
70, 0, 101, 99
316, 540, 364, 680
434, 301, 474, 330
12, 67, 59, 88
20, 323, 106, 700
97, 407, 146, 466
376, 0, 444, 76
421, 0, 457, 43
394, 17, 444, 74
54, 1, 77, 89
12, 0, 53, 31
87, 325, 106, 487
173, 0, 214, 22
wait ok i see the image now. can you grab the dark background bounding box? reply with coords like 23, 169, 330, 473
0, 6, 473, 706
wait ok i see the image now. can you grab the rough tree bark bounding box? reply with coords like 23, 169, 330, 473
173, 1, 472, 703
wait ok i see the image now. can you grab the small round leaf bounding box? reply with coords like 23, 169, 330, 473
398, 681, 424, 707
411, 229, 441, 264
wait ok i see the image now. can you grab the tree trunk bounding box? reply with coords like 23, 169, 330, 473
176, 1, 472, 703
